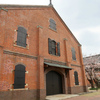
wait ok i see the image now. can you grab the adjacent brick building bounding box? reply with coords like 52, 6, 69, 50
0, 4, 87, 100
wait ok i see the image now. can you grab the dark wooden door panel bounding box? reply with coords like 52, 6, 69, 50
46, 71, 53, 95
46, 71, 62, 95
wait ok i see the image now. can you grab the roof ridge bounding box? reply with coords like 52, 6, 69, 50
0, 4, 52, 8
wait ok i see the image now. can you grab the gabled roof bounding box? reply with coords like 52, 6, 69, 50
0, 4, 81, 46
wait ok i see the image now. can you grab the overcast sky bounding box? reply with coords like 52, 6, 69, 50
0, 0, 100, 56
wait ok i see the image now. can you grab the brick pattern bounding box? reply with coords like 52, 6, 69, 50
0, 81, 10, 90
0, 5, 87, 100
3, 59, 13, 74
68, 86, 85, 94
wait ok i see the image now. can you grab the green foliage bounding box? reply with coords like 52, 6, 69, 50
89, 88, 100, 90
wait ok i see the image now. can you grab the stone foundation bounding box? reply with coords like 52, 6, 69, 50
0, 89, 45, 100
37, 89, 46, 100
68, 86, 88, 94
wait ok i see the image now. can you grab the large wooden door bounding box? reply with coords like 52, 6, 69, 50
46, 71, 63, 95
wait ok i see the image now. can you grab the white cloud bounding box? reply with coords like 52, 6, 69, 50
73, 25, 100, 41
88, 26, 100, 33
72, 25, 100, 56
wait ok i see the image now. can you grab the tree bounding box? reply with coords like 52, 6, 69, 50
83, 54, 100, 88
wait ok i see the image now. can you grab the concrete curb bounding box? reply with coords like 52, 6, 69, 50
45, 94, 79, 100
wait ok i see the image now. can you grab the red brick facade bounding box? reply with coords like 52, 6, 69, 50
0, 5, 87, 100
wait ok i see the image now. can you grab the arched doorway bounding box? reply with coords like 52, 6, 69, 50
46, 71, 63, 95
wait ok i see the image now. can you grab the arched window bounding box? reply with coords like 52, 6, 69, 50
14, 64, 26, 89
74, 71, 79, 85
17, 26, 27, 47
71, 47, 76, 60
49, 19, 56, 31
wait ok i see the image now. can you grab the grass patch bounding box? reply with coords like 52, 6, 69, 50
89, 88, 98, 90
89, 88, 100, 90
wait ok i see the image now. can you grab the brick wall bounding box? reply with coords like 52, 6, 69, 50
0, 5, 87, 100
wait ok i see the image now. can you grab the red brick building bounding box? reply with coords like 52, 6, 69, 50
0, 4, 87, 100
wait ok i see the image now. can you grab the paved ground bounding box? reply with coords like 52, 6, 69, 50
46, 94, 79, 100
46, 90, 100, 100
64, 90, 100, 100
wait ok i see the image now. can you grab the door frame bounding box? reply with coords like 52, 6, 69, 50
46, 71, 63, 95
44, 67, 67, 95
